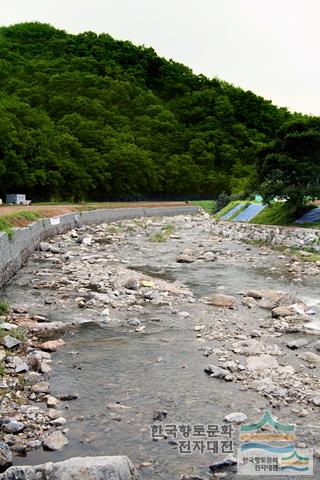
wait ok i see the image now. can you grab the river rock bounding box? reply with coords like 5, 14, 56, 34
32, 381, 49, 394
246, 355, 279, 371
260, 291, 307, 311
224, 412, 247, 424
0, 456, 139, 479
209, 455, 237, 473
39, 339, 65, 352
201, 294, 237, 309
124, 279, 139, 290
58, 392, 79, 401
12, 305, 28, 314
39, 242, 51, 252
176, 254, 194, 263
287, 339, 309, 350
0, 418, 25, 434
127, 319, 140, 327
0, 442, 12, 471
312, 394, 320, 406
43, 431, 69, 451
272, 306, 294, 318
1, 336, 21, 349
204, 365, 230, 379
245, 290, 264, 299
6, 356, 29, 373
47, 396, 60, 408
299, 351, 320, 364
232, 339, 262, 356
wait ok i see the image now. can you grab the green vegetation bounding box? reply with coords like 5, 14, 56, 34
192, 200, 216, 213
0, 325, 26, 342
250, 203, 296, 225
0, 211, 40, 237
0, 300, 9, 315
256, 118, 320, 211
0, 22, 296, 201
150, 224, 175, 242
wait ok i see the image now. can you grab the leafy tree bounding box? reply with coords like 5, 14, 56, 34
0, 22, 300, 200
257, 119, 320, 210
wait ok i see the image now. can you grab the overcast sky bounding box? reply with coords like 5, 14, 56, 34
1, 0, 319, 115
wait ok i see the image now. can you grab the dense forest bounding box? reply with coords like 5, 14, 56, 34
0, 22, 297, 201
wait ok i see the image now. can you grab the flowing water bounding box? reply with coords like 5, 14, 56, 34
2, 217, 320, 479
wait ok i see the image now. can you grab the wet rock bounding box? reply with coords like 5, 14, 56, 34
58, 392, 79, 401
201, 294, 237, 309
43, 431, 69, 451
39, 339, 65, 352
107, 403, 131, 411
224, 412, 247, 424
1, 336, 21, 349
246, 355, 279, 371
127, 319, 140, 327
209, 455, 237, 473
0, 442, 12, 471
287, 339, 309, 350
0, 456, 139, 479
204, 365, 230, 379
0, 418, 25, 434
20, 321, 65, 335
152, 409, 167, 421
176, 254, 194, 263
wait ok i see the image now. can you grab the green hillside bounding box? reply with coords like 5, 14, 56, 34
0, 22, 294, 201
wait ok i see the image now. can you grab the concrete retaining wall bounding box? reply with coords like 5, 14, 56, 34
211, 220, 320, 251
0, 206, 198, 288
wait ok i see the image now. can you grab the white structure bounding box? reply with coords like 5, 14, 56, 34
5, 194, 31, 205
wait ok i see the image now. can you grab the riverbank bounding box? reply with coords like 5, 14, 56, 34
210, 219, 320, 256
1, 212, 320, 479
0, 205, 198, 288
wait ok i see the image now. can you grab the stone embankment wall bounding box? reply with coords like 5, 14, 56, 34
0, 206, 198, 288
211, 220, 320, 251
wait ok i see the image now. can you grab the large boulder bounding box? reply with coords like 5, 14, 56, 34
0, 456, 139, 479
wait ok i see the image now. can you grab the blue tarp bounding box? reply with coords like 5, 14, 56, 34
232, 203, 266, 222
221, 202, 244, 220
295, 208, 320, 224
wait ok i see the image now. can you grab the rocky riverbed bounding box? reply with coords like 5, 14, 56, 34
0, 212, 320, 479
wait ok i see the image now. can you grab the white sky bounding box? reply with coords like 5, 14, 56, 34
1, 0, 320, 115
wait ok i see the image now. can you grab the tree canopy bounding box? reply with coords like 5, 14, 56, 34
0, 22, 295, 201
256, 118, 320, 210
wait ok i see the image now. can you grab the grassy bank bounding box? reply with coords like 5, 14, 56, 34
0, 211, 41, 238
192, 200, 216, 214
